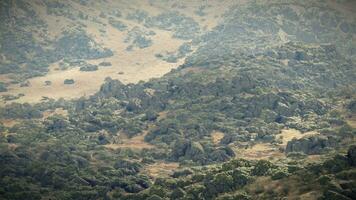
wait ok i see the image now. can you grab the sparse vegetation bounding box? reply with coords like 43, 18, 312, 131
109, 18, 127, 31
79, 64, 98, 72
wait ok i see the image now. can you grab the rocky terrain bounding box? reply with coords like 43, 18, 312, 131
0, 0, 355, 200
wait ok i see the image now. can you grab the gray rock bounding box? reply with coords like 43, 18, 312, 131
286, 135, 338, 155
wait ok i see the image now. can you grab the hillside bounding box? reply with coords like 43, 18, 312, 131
0, 0, 356, 200
0, 0, 238, 103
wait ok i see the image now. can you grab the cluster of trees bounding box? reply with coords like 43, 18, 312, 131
124, 27, 154, 50
125, 9, 201, 40
170, 139, 235, 164
117, 146, 356, 200
0, 103, 43, 119
145, 11, 201, 40
79, 64, 98, 72
55, 31, 113, 60
155, 42, 193, 63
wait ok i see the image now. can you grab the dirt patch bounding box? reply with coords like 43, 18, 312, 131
104, 131, 155, 150
211, 131, 224, 145
144, 161, 179, 178
236, 143, 284, 161
42, 108, 68, 120
0, 119, 21, 128
157, 111, 169, 121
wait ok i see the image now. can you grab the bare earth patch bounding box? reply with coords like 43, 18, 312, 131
0, 119, 21, 128
42, 108, 68, 120
104, 131, 155, 150
236, 143, 284, 161
144, 162, 179, 178
211, 131, 224, 145
157, 111, 169, 121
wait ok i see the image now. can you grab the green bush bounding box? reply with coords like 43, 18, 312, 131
64, 79, 75, 84
251, 160, 274, 176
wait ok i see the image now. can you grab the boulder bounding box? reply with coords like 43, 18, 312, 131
286, 135, 337, 155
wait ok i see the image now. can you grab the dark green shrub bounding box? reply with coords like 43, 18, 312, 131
251, 160, 274, 176
64, 79, 75, 84
0, 82, 7, 92
347, 145, 356, 166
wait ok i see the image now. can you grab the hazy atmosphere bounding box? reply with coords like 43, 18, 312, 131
0, 0, 356, 199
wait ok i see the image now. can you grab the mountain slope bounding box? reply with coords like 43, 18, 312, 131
0, 0, 355, 200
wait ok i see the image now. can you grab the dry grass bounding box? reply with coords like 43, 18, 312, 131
143, 161, 179, 178
276, 129, 319, 146
211, 131, 224, 145
235, 129, 319, 161
346, 115, 356, 128
157, 111, 169, 121
236, 143, 284, 161
42, 108, 68, 119
0, 0, 242, 105
104, 131, 155, 150
0, 119, 21, 128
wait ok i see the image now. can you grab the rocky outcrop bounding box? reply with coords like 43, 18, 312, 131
286, 135, 338, 155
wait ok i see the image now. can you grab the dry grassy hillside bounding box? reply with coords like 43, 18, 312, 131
0, 0, 239, 104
